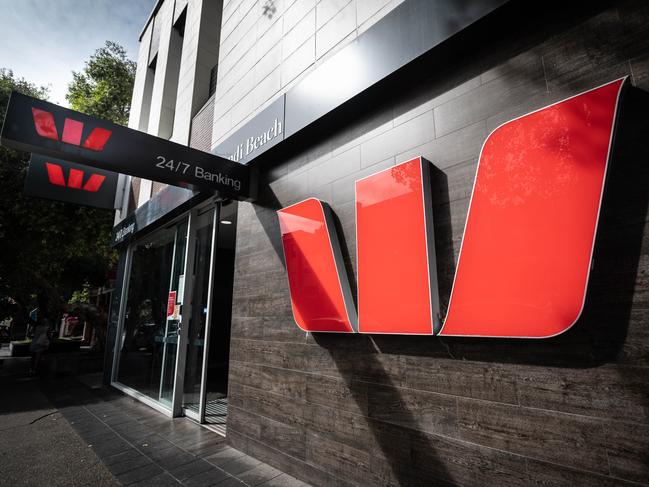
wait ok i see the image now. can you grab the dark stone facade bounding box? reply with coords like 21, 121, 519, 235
226, 1, 649, 485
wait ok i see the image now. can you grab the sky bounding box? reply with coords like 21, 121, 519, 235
0, 0, 157, 106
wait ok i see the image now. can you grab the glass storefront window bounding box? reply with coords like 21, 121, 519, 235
113, 202, 237, 420
115, 220, 186, 405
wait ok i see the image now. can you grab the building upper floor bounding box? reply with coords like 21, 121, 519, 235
117, 0, 405, 219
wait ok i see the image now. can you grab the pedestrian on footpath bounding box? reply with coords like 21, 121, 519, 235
29, 297, 52, 375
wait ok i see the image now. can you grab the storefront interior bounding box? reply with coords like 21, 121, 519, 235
111, 199, 237, 435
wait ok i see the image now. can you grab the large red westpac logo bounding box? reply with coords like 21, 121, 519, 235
277, 78, 625, 338
31, 107, 112, 151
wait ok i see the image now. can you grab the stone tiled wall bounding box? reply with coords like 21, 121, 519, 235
226, 1, 649, 485
211, 0, 405, 148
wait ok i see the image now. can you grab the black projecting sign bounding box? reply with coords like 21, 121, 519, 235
1, 92, 254, 201
25, 154, 119, 209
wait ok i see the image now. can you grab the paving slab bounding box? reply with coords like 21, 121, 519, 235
237, 463, 284, 486
0, 359, 118, 486
0, 355, 309, 486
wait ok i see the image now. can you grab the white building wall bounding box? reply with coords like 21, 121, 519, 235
147, 0, 178, 140
211, 0, 405, 149
172, 0, 222, 144
121, 0, 399, 218
115, 19, 154, 222
140, 0, 180, 209
128, 24, 154, 132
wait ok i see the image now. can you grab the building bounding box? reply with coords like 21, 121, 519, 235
104, 0, 649, 485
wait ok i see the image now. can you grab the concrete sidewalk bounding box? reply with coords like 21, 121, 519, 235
0, 356, 118, 486
0, 354, 308, 487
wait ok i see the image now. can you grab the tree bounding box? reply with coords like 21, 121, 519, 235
67, 41, 136, 126
0, 69, 115, 333
0, 42, 135, 346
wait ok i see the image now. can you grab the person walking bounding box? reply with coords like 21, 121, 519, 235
29, 312, 51, 375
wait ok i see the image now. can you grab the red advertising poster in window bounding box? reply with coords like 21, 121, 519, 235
167, 291, 177, 319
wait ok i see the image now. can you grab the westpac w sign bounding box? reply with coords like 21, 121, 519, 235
1, 92, 254, 200
24, 154, 119, 209
277, 79, 626, 338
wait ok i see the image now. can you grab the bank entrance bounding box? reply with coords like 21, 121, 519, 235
110, 199, 237, 434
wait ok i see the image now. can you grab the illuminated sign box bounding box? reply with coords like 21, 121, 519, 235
1, 92, 255, 201
24, 154, 119, 209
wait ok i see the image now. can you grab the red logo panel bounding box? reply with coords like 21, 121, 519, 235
31, 107, 112, 151
357, 158, 438, 334
440, 78, 624, 337
277, 199, 356, 332
277, 78, 625, 338
45, 162, 106, 192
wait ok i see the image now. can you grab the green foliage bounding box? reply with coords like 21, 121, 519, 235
66, 41, 136, 125
0, 41, 135, 323
69, 286, 90, 305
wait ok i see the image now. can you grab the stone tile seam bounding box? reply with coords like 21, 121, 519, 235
269, 118, 483, 186
220, 1, 263, 59
283, 5, 315, 40
601, 452, 649, 487
432, 56, 546, 111
78, 402, 241, 485
239, 464, 285, 486
218, 7, 426, 141
214, 99, 475, 170
227, 356, 649, 427
221, 2, 243, 30
220, 52, 548, 162
229, 372, 521, 424
433, 89, 556, 140
213, 88, 286, 146
227, 402, 636, 485
221, 1, 271, 49
226, 424, 334, 486
604, 445, 614, 482
281, 37, 316, 82
215, 454, 285, 485
221, 0, 317, 82
540, 55, 551, 94
227, 419, 481, 487
315, 0, 354, 33
628, 59, 637, 87
316, 25, 358, 68
216, 25, 282, 94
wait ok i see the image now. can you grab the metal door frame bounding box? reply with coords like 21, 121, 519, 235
181, 203, 220, 423
170, 209, 198, 417
157, 222, 181, 404
110, 202, 224, 419
197, 203, 221, 422
110, 210, 194, 417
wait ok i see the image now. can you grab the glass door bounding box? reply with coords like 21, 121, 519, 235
182, 208, 216, 419
113, 216, 189, 411
180, 201, 237, 429
159, 219, 189, 407
201, 202, 237, 430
